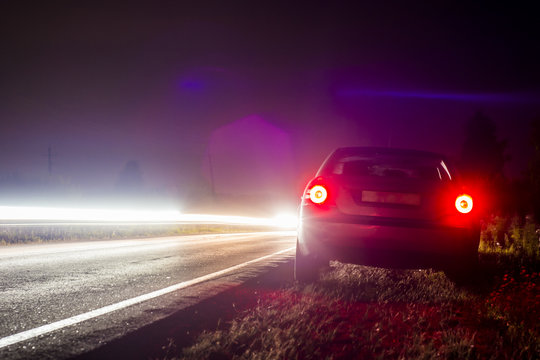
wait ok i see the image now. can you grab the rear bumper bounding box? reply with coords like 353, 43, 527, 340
298, 216, 479, 268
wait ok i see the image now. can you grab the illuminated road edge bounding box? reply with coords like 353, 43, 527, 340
0, 246, 295, 349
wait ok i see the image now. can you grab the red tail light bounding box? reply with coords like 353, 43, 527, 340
303, 177, 333, 206
308, 185, 328, 204
455, 194, 473, 214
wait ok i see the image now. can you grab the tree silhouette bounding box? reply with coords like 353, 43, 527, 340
528, 117, 540, 221
459, 112, 507, 181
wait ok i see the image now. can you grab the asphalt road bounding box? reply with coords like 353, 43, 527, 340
0, 231, 296, 359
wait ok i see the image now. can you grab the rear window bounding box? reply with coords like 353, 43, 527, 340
331, 155, 452, 181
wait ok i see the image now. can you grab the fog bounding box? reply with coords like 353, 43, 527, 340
1, 2, 539, 215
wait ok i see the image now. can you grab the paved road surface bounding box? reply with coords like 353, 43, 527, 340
0, 231, 296, 359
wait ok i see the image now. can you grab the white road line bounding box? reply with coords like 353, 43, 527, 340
0, 246, 295, 349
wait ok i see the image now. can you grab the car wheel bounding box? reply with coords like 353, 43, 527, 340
294, 240, 326, 282
443, 250, 479, 285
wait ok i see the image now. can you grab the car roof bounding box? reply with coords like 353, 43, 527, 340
331, 146, 445, 160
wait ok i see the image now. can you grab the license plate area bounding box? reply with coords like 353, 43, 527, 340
361, 190, 421, 206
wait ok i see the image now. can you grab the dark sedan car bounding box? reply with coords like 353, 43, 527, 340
295, 147, 480, 281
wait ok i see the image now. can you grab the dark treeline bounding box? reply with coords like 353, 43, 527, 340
459, 112, 540, 222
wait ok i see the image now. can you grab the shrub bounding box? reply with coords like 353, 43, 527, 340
480, 215, 540, 266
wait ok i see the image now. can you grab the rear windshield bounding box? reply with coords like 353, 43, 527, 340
331, 155, 452, 181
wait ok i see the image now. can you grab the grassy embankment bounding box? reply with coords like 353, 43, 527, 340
171, 215, 540, 359
0, 223, 276, 245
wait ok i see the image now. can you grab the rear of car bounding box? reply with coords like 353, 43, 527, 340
296, 147, 480, 281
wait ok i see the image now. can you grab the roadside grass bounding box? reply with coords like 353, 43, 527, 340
170, 216, 540, 359
180, 267, 479, 360
0, 223, 276, 245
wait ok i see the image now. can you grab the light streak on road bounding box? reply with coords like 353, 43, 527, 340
0, 206, 181, 222
0, 206, 298, 228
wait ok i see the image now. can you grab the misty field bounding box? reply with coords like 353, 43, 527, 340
171, 216, 540, 360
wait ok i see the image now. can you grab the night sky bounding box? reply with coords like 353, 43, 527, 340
1, 2, 539, 209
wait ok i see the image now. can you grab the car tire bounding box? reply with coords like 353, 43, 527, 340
443, 250, 479, 285
294, 240, 326, 282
